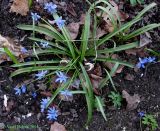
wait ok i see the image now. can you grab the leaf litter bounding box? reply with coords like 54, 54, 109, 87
0, 35, 29, 63
10, 0, 29, 16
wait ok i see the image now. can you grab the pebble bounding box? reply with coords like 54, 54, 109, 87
0, 123, 5, 130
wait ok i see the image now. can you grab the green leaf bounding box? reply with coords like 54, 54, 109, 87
97, 58, 134, 68
97, 18, 141, 47
3, 47, 19, 64
79, 63, 94, 125
80, 12, 90, 61
104, 69, 117, 91
47, 80, 71, 107
135, 3, 157, 19
95, 96, 107, 121
97, 42, 139, 54
29, 37, 68, 51
11, 60, 60, 67
32, 49, 69, 56
17, 25, 63, 41
123, 24, 160, 40
11, 66, 65, 77
99, 62, 119, 88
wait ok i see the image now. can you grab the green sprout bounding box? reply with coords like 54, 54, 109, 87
108, 91, 122, 108
142, 114, 158, 131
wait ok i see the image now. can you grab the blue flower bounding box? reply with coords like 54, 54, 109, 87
136, 57, 156, 69
55, 17, 65, 29
21, 47, 28, 54
14, 87, 22, 95
138, 112, 145, 117
31, 12, 41, 21
35, 70, 48, 80
44, 2, 57, 14
40, 42, 49, 48
40, 98, 50, 112
136, 57, 148, 68
60, 90, 72, 97
55, 71, 68, 83
21, 85, 27, 93
47, 107, 58, 121
31, 92, 37, 98
147, 57, 156, 63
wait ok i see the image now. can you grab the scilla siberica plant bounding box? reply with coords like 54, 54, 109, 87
11, 1, 160, 126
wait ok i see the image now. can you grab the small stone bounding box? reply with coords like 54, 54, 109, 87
0, 123, 5, 130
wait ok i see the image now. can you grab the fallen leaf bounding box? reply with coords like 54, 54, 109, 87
59, 93, 73, 102
125, 48, 148, 57
50, 122, 67, 131
124, 73, 134, 81
139, 32, 152, 48
89, 64, 102, 95
96, 28, 107, 38
79, 14, 86, 25
0, 35, 28, 63
71, 79, 80, 89
122, 90, 140, 110
98, 0, 128, 33
6, 99, 15, 112
67, 22, 80, 40
103, 54, 124, 74
66, 2, 77, 17
90, 74, 102, 95
40, 91, 52, 97
10, 0, 29, 16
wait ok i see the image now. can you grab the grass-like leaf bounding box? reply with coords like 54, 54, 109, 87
80, 12, 91, 61
11, 66, 65, 77
80, 63, 94, 125
97, 58, 134, 68
3, 47, 19, 64
95, 96, 107, 121
17, 25, 63, 41
11, 60, 60, 67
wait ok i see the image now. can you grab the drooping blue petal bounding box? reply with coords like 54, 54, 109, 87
14, 87, 22, 96
21, 84, 27, 93
40, 98, 50, 112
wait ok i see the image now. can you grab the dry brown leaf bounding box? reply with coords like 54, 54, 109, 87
88, 64, 102, 95
122, 90, 140, 110
103, 54, 124, 74
40, 91, 52, 97
0, 35, 28, 63
99, 0, 128, 33
50, 122, 67, 131
125, 48, 148, 57
67, 22, 80, 40
96, 28, 107, 38
124, 73, 134, 81
79, 14, 86, 25
139, 32, 152, 48
10, 0, 29, 16
66, 3, 77, 17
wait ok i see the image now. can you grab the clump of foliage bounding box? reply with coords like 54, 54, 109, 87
108, 91, 122, 108
10, 0, 160, 126
142, 114, 158, 131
